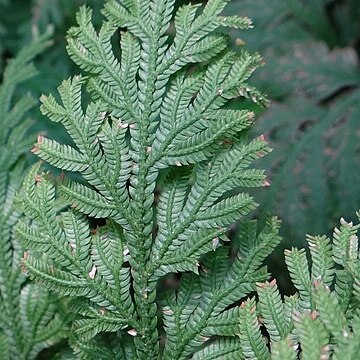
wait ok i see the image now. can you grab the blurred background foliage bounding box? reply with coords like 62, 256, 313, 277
1, 0, 359, 292
0, 0, 103, 145
225, 0, 360, 289
228, 0, 360, 242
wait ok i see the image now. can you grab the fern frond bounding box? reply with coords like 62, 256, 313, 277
0, 331, 9, 360
192, 338, 244, 359
256, 279, 288, 341
240, 213, 360, 360
32, 136, 89, 172
237, 298, 270, 360
17, 169, 137, 326
161, 219, 281, 359
334, 269, 354, 311
70, 331, 138, 360
70, 337, 120, 360
19, 284, 66, 359
333, 217, 360, 267
0, 34, 67, 359
284, 247, 312, 310
59, 180, 119, 219
271, 336, 297, 360
151, 139, 270, 274
293, 311, 330, 360
221, 217, 281, 304
312, 281, 348, 339
332, 312, 360, 360
202, 306, 241, 336
307, 235, 334, 287
20, 1, 272, 358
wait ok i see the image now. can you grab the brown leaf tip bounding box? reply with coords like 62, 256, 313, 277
310, 310, 318, 320
37, 134, 44, 145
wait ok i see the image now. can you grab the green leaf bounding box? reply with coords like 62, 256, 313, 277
24, 257, 89, 297
73, 318, 126, 342
192, 338, 244, 359
284, 248, 312, 310
202, 306, 241, 336
307, 235, 334, 287
312, 282, 348, 339
0, 331, 9, 360
256, 280, 289, 341
237, 298, 270, 360
59, 180, 118, 219
32, 136, 89, 172
271, 336, 297, 360
333, 217, 360, 267
293, 312, 330, 360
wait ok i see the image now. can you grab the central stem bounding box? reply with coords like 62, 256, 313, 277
130, 29, 160, 358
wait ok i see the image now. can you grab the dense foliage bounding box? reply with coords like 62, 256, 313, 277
237, 215, 360, 359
